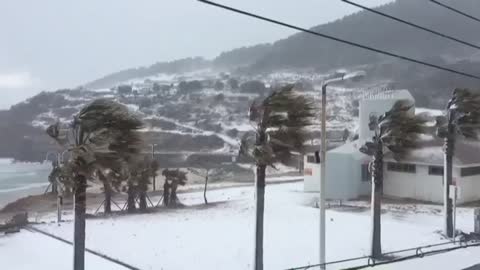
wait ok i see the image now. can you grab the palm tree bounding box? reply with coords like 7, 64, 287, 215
96, 168, 126, 215
126, 179, 137, 213
436, 88, 480, 237
134, 157, 159, 212
48, 160, 61, 194
161, 169, 188, 207
360, 100, 429, 259
240, 85, 314, 270
46, 99, 143, 270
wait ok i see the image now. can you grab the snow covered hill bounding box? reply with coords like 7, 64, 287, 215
1, 67, 395, 163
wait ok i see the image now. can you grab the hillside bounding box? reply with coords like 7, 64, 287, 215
82, 0, 480, 109
248, 0, 480, 71
1, 68, 367, 163
4, 0, 480, 161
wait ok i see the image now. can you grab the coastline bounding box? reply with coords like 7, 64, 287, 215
0, 184, 49, 210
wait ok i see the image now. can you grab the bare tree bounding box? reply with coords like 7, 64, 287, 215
188, 166, 228, 205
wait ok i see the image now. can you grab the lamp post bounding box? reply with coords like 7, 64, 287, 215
151, 143, 158, 191
319, 71, 365, 269
60, 149, 69, 164
45, 151, 57, 163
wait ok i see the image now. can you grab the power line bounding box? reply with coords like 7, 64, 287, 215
342, 241, 480, 270
197, 0, 480, 81
429, 0, 480, 24
341, 0, 480, 51
285, 240, 456, 270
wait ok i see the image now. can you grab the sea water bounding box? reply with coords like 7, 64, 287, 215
0, 158, 51, 209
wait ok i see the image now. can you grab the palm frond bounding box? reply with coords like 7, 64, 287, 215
242, 84, 314, 167
78, 99, 143, 133
362, 99, 430, 159
46, 99, 145, 185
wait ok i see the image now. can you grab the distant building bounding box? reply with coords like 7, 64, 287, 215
304, 90, 480, 204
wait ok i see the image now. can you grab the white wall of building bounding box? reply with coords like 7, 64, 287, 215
383, 164, 444, 203
359, 90, 414, 141
454, 167, 480, 204
304, 155, 320, 192
304, 142, 371, 200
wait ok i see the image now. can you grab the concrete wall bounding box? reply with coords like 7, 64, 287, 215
304, 155, 320, 192
304, 151, 369, 200
359, 90, 414, 141
455, 167, 480, 204
325, 152, 356, 199
383, 164, 444, 203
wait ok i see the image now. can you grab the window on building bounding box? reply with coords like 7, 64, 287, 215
361, 164, 371, 182
461, 166, 480, 177
306, 152, 321, 164
387, 162, 416, 173
428, 166, 444, 176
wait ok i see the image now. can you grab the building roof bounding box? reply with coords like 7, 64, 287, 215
360, 89, 414, 101
309, 137, 480, 167
384, 138, 480, 167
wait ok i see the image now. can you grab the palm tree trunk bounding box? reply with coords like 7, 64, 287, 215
444, 117, 455, 238
370, 143, 383, 259
254, 164, 266, 270
103, 182, 112, 215
203, 175, 208, 205
171, 182, 178, 206
73, 175, 87, 270
127, 184, 136, 213
52, 181, 58, 194
163, 181, 170, 207
139, 190, 147, 211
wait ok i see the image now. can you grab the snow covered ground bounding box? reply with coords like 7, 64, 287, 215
2, 182, 480, 270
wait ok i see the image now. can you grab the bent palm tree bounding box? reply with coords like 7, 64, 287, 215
240, 85, 314, 270
46, 99, 143, 270
360, 100, 429, 259
132, 157, 159, 212
97, 168, 126, 215
437, 88, 480, 237
161, 169, 188, 207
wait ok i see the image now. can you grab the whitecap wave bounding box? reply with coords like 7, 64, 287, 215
0, 182, 49, 193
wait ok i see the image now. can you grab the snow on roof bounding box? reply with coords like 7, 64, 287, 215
384, 138, 480, 166
361, 89, 413, 101
415, 107, 443, 117
125, 104, 139, 112
90, 88, 111, 93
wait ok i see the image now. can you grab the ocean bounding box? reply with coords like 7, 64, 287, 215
0, 158, 52, 209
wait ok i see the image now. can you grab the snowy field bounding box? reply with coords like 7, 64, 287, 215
1, 182, 480, 270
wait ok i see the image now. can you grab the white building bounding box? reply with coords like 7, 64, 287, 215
304, 90, 480, 204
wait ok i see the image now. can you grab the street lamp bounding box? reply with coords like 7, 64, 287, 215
151, 143, 158, 191
45, 151, 58, 164
60, 149, 69, 164
319, 70, 365, 269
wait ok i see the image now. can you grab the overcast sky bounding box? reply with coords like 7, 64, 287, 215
0, 0, 392, 109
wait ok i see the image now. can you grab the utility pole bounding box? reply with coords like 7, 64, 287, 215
319, 84, 327, 270
444, 111, 455, 237
151, 143, 157, 191
319, 71, 365, 269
